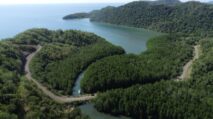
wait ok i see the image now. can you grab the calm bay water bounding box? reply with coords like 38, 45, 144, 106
0, 4, 161, 119
0, 4, 160, 54
0, 4, 119, 39
79, 104, 131, 119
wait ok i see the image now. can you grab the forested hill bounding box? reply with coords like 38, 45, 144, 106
0, 30, 95, 119
90, 1, 213, 36
0, 28, 124, 118
63, 13, 90, 20
13, 29, 124, 95
150, 0, 181, 5
63, 0, 180, 20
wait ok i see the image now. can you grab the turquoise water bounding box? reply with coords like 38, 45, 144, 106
79, 104, 131, 119
0, 4, 160, 54
0, 4, 161, 119
72, 72, 84, 96
0, 4, 120, 38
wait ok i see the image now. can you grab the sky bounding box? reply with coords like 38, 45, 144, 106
0, 0, 210, 4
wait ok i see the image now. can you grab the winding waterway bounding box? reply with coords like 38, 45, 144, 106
0, 4, 161, 119
68, 19, 160, 119
70, 21, 161, 119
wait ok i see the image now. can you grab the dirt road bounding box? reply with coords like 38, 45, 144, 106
25, 45, 95, 104
178, 45, 200, 80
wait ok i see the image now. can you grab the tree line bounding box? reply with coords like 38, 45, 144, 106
0, 29, 102, 119
92, 38, 213, 119
90, 1, 213, 36
81, 34, 194, 93
14, 28, 125, 95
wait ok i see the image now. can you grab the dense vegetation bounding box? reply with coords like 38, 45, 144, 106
13, 28, 124, 95
1, 1, 212, 118
0, 41, 90, 119
63, 0, 180, 20
63, 13, 90, 20
18, 79, 91, 119
81, 34, 196, 93
149, 0, 180, 5
93, 38, 213, 119
89, 1, 213, 36
0, 42, 23, 119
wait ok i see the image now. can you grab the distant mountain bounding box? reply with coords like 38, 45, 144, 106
63, 0, 181, 20
151, 0, 181, 5
209, 1, 213, 4
90, 1, 213, 36
63, 13, 90, 20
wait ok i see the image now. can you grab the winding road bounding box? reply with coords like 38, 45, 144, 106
25, 45, 95, 104
24, 44, 200, 103
178, 45, 200, 80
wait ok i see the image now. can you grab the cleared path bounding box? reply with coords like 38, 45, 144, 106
24, 44, 200, 103
25, 45, 95, 104
178, 45, 200, 80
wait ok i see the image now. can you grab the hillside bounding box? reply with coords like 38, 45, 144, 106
0, 39, 91, 119
81, 35, 195, 93
14, 28, 124, 95
89, 1, 213, 36
1, 1, 213, 118
93, 38, 213, 119
1, 29, 212, 119
63, 0, 181, 20
150, 0, 181, 5
0, 28, 125, 118
63, 13, 90, 20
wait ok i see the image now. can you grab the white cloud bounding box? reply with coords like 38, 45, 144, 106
0, 0, 209, 4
